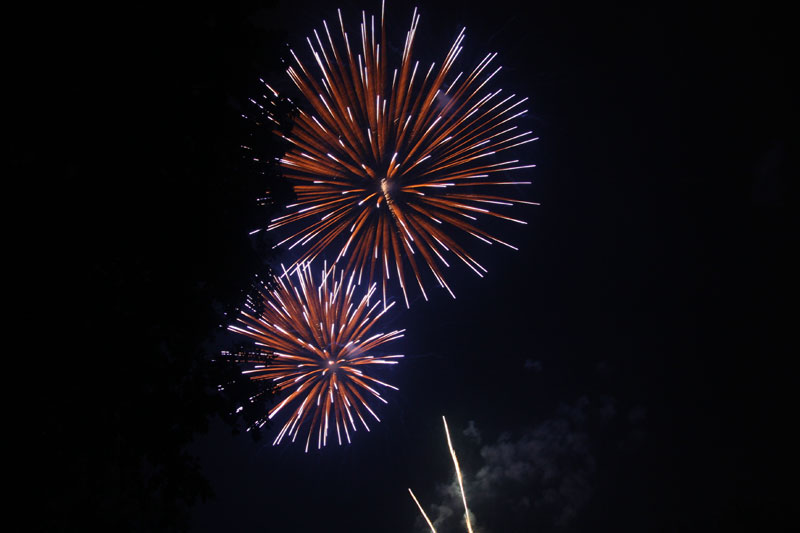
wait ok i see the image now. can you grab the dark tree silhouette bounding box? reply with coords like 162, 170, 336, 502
27, 2, 296, 531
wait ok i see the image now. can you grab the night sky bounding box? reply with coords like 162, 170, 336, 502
29, 0, 792, 531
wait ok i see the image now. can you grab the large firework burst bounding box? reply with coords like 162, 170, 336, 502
228, 262, 404, 451
254, 2, 538, 306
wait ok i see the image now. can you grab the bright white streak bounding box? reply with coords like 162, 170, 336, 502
443, 416, 474, 533
408, 488, 437, 533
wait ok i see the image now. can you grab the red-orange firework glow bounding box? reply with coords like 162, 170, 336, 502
262, 2, 538, 306
229, 262, 404, 451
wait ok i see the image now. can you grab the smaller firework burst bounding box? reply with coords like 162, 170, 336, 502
229, 261, 404, 452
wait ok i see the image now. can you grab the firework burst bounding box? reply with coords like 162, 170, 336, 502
254, 1, 538, 307
228, 261, 404, 451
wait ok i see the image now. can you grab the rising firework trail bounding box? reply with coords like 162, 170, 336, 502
408, 416, 474, 532
444, 416, 475, 533
408, 488, 437, 533
228, 261, 404, 452
252, 1, 538, 307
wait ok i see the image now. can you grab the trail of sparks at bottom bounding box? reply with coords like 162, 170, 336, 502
408, 416, 474, 532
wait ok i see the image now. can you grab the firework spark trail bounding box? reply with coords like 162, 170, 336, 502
229, 261, 404, 451
408, 416, 474, 532
256, 1, 538, 307
444, 416, 474, 533
408, 488, 437, 533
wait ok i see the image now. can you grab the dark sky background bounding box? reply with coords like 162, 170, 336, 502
28, 0, 792, 531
